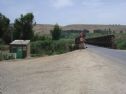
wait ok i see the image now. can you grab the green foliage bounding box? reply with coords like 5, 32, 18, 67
86, 33, 103, 38
0, 13, 10, 44
14, 13, 35, 40
115, 39, 126, 50
31, 40, 52, 56
51, 24, 61, 40
61, 30, 88, 41
2, 30, 11, 44
114, 33, 126, 49
0, 39, 4, 44
51, 39, 74, 53
32, 34, 51, 41
61, 31, 79, 39
61, 29, 89, 39
94, 29, 112, 34
31, 39, 74, 57
0, 45, 9, 51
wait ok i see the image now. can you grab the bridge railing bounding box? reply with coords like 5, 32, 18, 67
86, 35, 116, 49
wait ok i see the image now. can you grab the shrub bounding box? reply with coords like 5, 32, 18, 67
116, 39, 126, 49
31, 40, 52, 55
0, 39, 4, 44
30, 39, 74, 57
51, 24, 61, 40
0, 45, 9, 51
32, 34, 51, 41
110, 33, 126, 50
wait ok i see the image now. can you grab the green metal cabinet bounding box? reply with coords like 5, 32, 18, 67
16, 48, 23, 59
10, 40, 30, 59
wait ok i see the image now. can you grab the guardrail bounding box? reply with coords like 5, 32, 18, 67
86, 35, 116, 49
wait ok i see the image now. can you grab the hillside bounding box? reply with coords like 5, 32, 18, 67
33, 24, 56, 35
33, 24, 126, 35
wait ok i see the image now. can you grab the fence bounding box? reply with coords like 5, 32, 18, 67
0, 51, 16, 61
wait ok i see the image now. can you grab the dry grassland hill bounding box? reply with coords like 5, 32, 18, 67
33, 24, 126, 35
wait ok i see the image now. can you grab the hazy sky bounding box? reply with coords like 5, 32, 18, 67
0, 0, 126, 25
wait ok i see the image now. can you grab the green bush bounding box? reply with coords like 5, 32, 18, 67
0, 39, 4, 44
115, 33, 126, 50
116, 39, 126, 50
61, 32, 79, 39
32, 34, 51, 41
0, 45, 9, 51
51, 24, 61, 40
30, 39, 74, 57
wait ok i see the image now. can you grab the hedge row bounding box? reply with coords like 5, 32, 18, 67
31, 39, 74, 57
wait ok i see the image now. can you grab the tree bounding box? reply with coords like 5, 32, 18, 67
51, 24, 61, 40
0, 13, 10, 43
14, 13, 35, 40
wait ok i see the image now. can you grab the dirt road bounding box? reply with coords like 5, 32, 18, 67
1, 46, 126, 94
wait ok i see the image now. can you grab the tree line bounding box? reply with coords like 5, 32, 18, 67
0, 12, 61, 44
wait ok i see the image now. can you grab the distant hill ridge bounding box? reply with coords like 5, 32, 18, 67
33, 24, 126, 35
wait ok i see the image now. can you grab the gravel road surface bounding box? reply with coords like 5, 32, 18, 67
0, 45, 126, 94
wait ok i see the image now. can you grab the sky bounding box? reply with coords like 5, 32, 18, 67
0, 0, 126, 25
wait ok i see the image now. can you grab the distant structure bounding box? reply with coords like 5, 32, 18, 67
10, 40, 30, 59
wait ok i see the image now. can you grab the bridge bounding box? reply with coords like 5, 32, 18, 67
86, 34, 116, 49
0, 36, 126, 94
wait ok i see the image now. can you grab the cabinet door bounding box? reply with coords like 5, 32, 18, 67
17, 48, 23, 59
